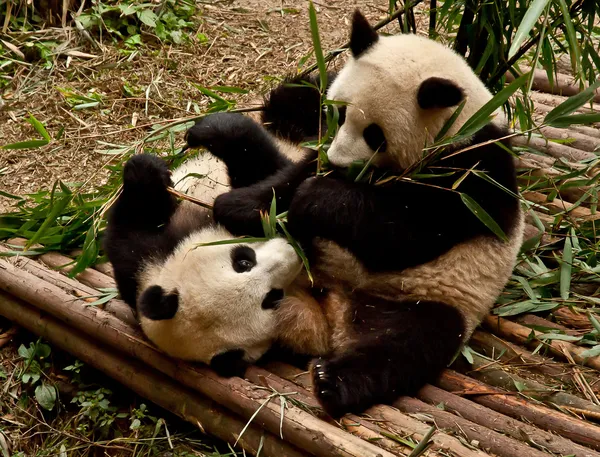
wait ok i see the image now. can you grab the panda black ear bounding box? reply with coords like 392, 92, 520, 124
350, 10, 378, 58
210, 349, 248, 378
417, 77, 464, 109
138, 285, 179, 320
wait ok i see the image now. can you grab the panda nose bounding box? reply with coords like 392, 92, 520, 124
261, 289, 284, 309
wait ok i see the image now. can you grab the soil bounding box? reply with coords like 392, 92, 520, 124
0, 0, 423, 213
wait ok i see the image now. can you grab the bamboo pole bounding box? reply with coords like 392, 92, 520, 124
506, 68, 600, 103
393, 396, 561, 457
470, 331, 600, 398
0, 259, 396, 457
437, 370, 600, 450
0, 293, 309, 457
483, 315, 600, 371
265, 363, 493, 457
522, 191, 600, 221
415, 384, 599, 457
554, 307, 595, 331
512, 135, 596, 162
465, 352, 600, 416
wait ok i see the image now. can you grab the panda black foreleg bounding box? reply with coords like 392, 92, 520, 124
103, 154, 178, 306
312, 294, 465, 418
185, 112, 293, 188
213, 151, 317, 237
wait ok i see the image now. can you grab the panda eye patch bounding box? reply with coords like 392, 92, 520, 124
231, 245, 256, 273
337, 106, 347, 126
363, 123, 387, 152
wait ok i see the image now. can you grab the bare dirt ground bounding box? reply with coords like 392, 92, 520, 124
0, 0, 428, 213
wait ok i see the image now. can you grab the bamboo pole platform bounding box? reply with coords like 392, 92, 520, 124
0, 70, 599, 457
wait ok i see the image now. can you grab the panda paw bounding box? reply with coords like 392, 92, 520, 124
123, 154, 172, 193
185, 113, 256, 157
311, 356, 376, 418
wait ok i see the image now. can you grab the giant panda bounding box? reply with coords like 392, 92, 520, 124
183, 9, 524, 417
103, 152, 332, 377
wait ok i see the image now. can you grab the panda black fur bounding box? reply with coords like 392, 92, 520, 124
103, 153, 319, 378
184, 10, 524, 417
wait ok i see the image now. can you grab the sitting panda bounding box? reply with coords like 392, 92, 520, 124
183, 10, 524, 417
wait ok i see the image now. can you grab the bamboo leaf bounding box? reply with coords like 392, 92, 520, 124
581, 345, 600, 359
457, 73, 528, 138
560, 236, 573, 300
26, 194, 72, 250
435, 99, 466, 141
556, 0, 582, 81
544, 80, 600, 125
308, 2, 327, 92
546, 113, 600, 128
27, 114, 52, 142
537, 333, 581, 342
1, 140, 49, 150
460, 193, 508, 241
508, 0, 550, 59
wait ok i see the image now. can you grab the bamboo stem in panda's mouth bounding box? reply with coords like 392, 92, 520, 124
167, 187, 213, 210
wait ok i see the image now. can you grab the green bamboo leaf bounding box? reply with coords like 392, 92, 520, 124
435, 99, 466, 141
70, 225, 100, 277
556, 0, 582, 81
209, 85, 249, 94
581, 345, 600, 359
457, 73, 528, 138
508, 0, 550, 59
308, 1, 327, 92
1, 140, 49, 150
588, 312, 600, 334
195, 237, 269, 247
544, 80, 600, 125
537, 333, 581, 342
26, 194, 72, 250
27, 114, 51, 142
546, 113, 600, 128
460, 193, 508, 242
278, 221, 313, 284
560, 236, 573, 300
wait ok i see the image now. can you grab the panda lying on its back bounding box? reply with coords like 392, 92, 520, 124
102, 153, 324, 376
184, 10, 524, 417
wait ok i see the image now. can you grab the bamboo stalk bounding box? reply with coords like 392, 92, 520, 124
554, 307, 595, 331
265, 362, 491, 457
0, 259, 395, 457
483, 315, 600, 371
415, 384, 599, 457
506, 68, 600, 103
437, 370, 600, 450
0, 293, 309, 457
522, 191, 600, 220
465, 352, 600, 416
245, 368, 418, 457
513, 135, 596, 162
394, 396, 558, 457
535, 125, 599, 153
470, 331, 600, 397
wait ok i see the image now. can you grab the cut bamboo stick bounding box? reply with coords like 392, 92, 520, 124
513, 135, 596, 162
483, 315, 600, 371
506, 69, 600, 103
265, 363, 494, 457
437, 370, 600, 450
470, 331, 600, 397
0, 293, 309, 457
0, 259, 396, 457
466, 352, 600, 416
394, 396, 564, 457
535, 125, 599, 152
554, 307, 595, 331
415, 384, 599, 457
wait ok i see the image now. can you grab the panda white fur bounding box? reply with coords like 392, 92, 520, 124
103, 153, 312, 377
182, 10, 523, 417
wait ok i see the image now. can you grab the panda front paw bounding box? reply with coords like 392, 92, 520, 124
311, 356, 382, 418
185, 113, 256, 158
123, 154, 172, 193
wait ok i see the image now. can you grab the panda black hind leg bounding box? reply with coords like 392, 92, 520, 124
312, 292, 465, 418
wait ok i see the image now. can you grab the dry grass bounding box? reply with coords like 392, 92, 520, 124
0, 0, 424, 213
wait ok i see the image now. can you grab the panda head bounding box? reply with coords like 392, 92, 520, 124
136, 226, 302, 373
326, 10, 500, 170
